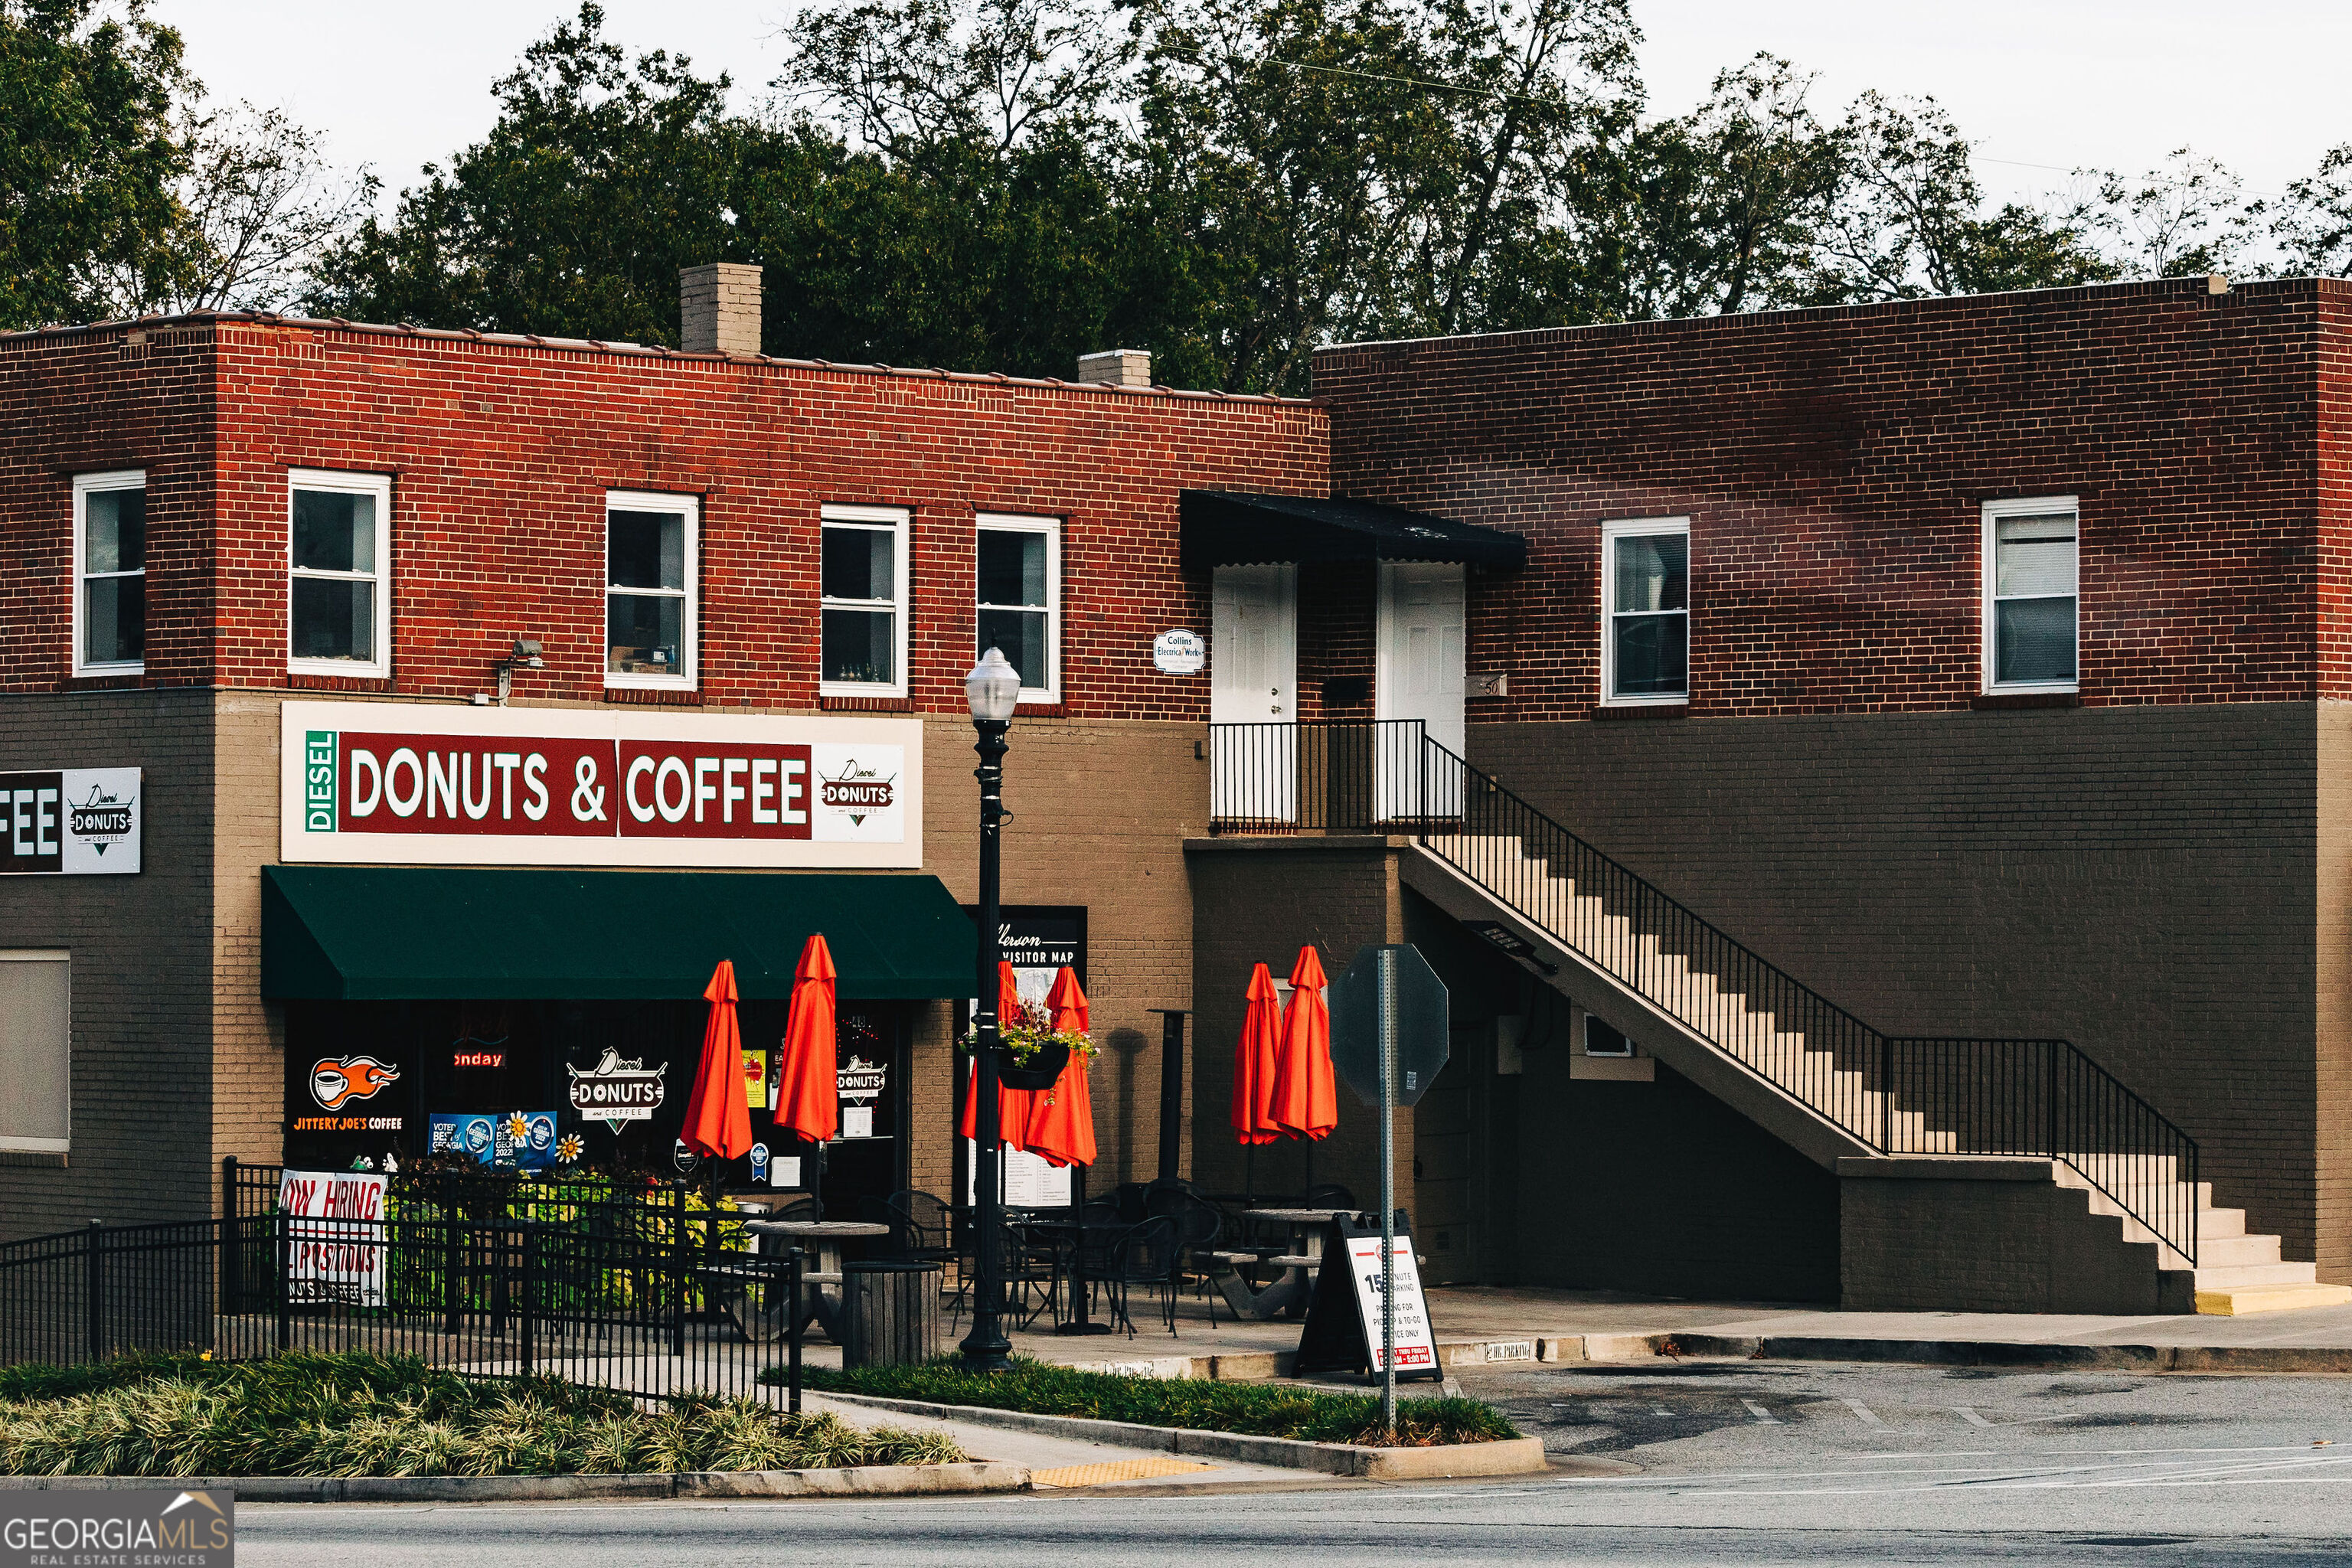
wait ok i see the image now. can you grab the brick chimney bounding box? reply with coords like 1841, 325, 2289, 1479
1077, 348, 1151, 387
680, 263, 763, 355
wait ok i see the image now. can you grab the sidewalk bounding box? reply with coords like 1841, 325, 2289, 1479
985, 1283, 2352, 1374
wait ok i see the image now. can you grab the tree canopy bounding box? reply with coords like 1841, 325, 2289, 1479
8, 0, 2350, 392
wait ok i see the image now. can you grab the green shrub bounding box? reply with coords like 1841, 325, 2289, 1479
761, 1357, 1518, 1447
0, 1351, 961, 1478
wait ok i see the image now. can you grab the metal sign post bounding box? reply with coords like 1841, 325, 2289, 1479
1328, 943, 1448, 1433
1377, 948, 1398, 1427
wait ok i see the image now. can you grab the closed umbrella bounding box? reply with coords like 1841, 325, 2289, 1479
680, 959, 756, 1162
1230, 962, 1282, 1147
1026, 966, 1097, 1169
959, 962, 1036, 1152
773, 935, 839, 1214
1270, 946, 1338, 1141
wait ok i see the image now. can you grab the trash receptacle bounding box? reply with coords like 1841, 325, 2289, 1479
841, 1259, 943, 1369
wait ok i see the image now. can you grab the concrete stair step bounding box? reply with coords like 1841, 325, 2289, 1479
2192, 1232, 2282, 1268
2190, 1260, 2323, 1289
2194, 1281, 2352, 1315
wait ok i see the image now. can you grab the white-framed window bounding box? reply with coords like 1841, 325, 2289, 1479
975, 513, 1061, 703
1601, 516, 1689, 704
820, 505, 910, 697
606, 491, 700, 688
1982, 497, 2079, 692
73, 470, 145, 675
1583, 1014, 1633, 1057
0, 952, 70, 1154
287, 469, 392, 677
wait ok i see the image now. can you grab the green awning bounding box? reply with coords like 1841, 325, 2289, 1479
261, 865, 977, 1001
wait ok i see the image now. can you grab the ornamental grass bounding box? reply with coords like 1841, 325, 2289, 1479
0, 1351, 962, 1478
765, 1357, 1518, 1447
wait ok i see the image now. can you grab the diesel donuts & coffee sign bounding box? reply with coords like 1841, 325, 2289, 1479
277, 704, 918, 868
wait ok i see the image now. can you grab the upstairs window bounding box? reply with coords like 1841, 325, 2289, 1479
1602, 517, 1689, 704
1983, 498, 2079, 691
820, 505, 909, 697
288, 469, 392, 677
74, 472, 145, 675
606, 492, 699, 688
975, 514, 1060, 702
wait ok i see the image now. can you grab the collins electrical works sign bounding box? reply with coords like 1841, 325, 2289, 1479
278, 703, 918, 868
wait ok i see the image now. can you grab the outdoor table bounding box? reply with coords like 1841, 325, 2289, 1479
1212, 1207, 1344, 1321
1019, 1217, 1126, 1334
746, 1220, 891, 1342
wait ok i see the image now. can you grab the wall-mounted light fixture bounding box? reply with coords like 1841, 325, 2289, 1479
487, 638, 545, 706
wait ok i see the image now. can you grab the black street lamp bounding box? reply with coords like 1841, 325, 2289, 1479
959, 645, 1021, 1372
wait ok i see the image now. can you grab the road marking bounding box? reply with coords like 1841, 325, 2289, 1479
1842, 1398, 1886, 1427
1743, 1400, 1780, 1424
1955, 1406, 1992, 1426
1651, 1405, 1671, 1416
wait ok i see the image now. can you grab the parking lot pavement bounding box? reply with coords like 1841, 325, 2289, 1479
1457, 1356, 2352, 1475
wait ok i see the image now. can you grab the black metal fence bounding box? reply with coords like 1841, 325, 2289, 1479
1208, 719, 2201, 1266
0, 1210, 804, 1408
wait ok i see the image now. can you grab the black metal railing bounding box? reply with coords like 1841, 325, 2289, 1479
1208, 719, 2200, 1266
0, 1212, 805, 1408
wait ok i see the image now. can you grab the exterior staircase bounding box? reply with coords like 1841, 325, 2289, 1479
1212, 718, 2350, 1315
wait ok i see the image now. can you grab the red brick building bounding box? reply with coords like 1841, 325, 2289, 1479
5, 270, 2350, 1317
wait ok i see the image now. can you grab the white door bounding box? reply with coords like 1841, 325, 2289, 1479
1211, 564, 1298, 822
1375, 562, 1465, 819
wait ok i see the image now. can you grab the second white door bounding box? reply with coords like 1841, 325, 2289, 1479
1376, 562, 1465, 818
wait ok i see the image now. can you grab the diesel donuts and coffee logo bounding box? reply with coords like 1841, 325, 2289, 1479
567, 1050, 668, 1132
2, 1489, 233, 1566
0, 766, 141, 876
280, 704, 919, 870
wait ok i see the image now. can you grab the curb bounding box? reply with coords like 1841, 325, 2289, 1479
0, 1462, 1032, 1503
815, 1391, 1550, 1479
1553, 1332, 2352, 1375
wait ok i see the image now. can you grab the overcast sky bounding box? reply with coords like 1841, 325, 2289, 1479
162, 0, 2347, 211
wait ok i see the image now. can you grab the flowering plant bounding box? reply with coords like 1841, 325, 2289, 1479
963, 995, 1096, 1065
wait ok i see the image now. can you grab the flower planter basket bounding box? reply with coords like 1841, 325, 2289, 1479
995, 1042, 1070, 1092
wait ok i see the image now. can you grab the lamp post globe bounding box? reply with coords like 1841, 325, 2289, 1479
965, 645, 1021, 722
959, 647, 1018, 1370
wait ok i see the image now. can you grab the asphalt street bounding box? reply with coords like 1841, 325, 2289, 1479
238, 1360, 2352, 1566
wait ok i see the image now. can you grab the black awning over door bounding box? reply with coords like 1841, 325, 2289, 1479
1179, 490, 1527, 573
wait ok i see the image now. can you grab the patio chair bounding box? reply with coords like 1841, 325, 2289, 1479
1304, 1183, 1356, 1215
1146, 1186, 1226, 1326
887, 1190, 958, 1263
1096, 1217, 1180, 1338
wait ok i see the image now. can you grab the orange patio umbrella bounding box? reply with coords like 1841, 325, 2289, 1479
959, 962, 1037, 1152
1270, 946, 1338, 1142
1230, 962, 1282, 1146
679, 959, 756, 1161
1025, 965, 1097, 1168
773, 934, 840, 1147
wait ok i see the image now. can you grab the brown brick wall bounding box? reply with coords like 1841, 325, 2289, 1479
0, 691, 216, 1240
1186, 840, 1412, 1211
1318, 276, 2335, 716
1467, 702, 2333, 1274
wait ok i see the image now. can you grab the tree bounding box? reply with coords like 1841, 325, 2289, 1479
1808, 92, 2113, 302
305, 4, 744, 344
2084, 149, 2248, 279
83, 103, 375, 316
0, 0, 189, 328
2263, 144, 2352, 278
776, 0, 1130, 158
